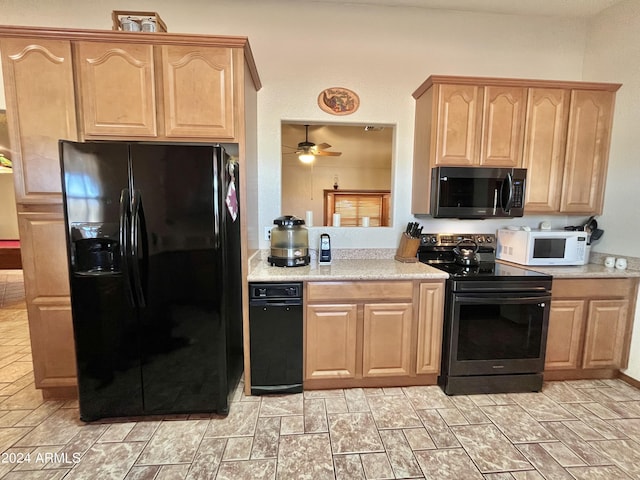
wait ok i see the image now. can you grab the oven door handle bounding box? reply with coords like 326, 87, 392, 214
455, 294, 550, 305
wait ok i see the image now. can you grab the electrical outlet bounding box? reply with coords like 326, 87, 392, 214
264, 226, 271, 241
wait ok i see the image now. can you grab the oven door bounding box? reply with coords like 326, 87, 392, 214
446, 291, 550, 376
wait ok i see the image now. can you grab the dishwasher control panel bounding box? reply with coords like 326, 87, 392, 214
250, 283, 302, 300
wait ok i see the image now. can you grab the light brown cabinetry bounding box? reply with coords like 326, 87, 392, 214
75, 42, 157, 138
76, 42, 235, 140
306, 304, 358, 380
559, 90, 615, 214
544, 278, 637, 380
304, 280, 445, 390
412, 76, 620, 216
0, 38, 78, 202
1, 37, 78, 396
0, 25, 261, 397
429, 83, 525, 168
521, 88, 569, 213
416, 282, 445, 374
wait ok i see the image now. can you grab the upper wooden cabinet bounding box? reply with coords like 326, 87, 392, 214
0, 38, 78, 203
76, 42, 157, 138
412, 76, 620, 216
430, 84, 525, 168
560, 90, 615, 214
76, 42, 236, 140
521, 88, 569, 213
479, 86, 526, 167
161, 45, 235, 139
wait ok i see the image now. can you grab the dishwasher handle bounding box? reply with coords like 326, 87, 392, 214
249, 298, 302, 308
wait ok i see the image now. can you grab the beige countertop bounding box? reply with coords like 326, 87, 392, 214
521, 263, 640, 279
247, 257, 448, 282
247, 250, 640, 283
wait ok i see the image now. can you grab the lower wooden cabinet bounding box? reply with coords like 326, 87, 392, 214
544, 278, 637, 379
305, 304, 357, 380
304, 280, 445, 389
362, 303, 412, 377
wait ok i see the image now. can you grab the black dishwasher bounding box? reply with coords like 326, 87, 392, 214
249, 282, 303, 395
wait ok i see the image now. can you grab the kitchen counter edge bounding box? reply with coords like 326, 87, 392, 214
247, 257, 448, 282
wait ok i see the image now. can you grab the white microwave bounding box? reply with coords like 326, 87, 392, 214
496, 228, 589, 266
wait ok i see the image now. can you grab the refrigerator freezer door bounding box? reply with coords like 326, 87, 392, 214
60, 140, 143, 421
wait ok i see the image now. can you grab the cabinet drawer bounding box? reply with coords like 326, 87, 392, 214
307, 281, 413, 302
552, 278, 634, 299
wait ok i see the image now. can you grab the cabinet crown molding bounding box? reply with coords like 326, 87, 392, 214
413, 75, 621, 99
0, 24, 261, 90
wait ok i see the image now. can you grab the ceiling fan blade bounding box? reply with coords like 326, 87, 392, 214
282, 144, 299, 150
315, 150, 342, 157
316, 142, 332, 150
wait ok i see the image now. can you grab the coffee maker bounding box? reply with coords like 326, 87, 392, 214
268, 216, 310, 267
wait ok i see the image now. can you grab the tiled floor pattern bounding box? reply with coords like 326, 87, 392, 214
2, 271, 640, 479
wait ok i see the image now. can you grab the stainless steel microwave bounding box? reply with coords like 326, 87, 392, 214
430, 166, 527, 219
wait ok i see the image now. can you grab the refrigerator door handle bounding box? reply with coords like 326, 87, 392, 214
119, 188, 135, 307
131, 189, 148, 308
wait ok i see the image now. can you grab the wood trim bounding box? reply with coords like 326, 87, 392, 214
413, 74, 622, 99
619, 372, 640, 389
0, 24, 262, 90
304, 374, 438, 390
543, 368, 619, 381
307, 281, 413, 302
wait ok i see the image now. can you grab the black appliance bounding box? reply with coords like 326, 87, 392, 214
60, 140, 243, 421
319, 233, 331, 264
418, 233, 552, 395
430, 167, 526, 218
249, 283, 303, 395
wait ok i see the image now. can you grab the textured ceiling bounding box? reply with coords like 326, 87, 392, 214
292, 0, 624, 17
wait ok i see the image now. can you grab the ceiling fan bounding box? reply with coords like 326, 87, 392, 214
284, 124, 342, 163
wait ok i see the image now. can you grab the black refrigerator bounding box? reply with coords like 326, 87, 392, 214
60, 140, 243, 421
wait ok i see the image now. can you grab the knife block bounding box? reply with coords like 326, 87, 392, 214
394, 233, 420, 263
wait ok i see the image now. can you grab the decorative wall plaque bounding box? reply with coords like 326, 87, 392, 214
318, 87, 360, 116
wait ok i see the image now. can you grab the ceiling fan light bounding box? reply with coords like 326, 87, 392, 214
298, 153, 315, 163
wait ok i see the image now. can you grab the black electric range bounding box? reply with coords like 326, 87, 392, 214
418, 233, 553, 395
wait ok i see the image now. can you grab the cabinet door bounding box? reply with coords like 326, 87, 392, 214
560, 90, 615, 214
523, 88, 569, 213
76, 42, 157, 137
305, 304, 357, 380
434, 84, 482, 166
161, 45, 235, 139
416, 282, 445, 374
18, 211, 76, 388
479, 86, 526, 167
362, 303, 412, 377
0, 38, 77, 203
544, 299, 584, 370
582, 299, 629, 369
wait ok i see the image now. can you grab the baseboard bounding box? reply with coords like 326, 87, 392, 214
619, 372, 640, 389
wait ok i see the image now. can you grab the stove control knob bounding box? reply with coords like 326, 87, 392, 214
486, 236, 494, 243
477, 235, 485, 243
430, 236, 438, 244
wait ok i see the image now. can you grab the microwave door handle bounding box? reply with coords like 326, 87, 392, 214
501, 172, 514, 213
492, 189, 498, 215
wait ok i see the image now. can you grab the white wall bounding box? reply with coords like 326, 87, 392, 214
583, 0, 640, 380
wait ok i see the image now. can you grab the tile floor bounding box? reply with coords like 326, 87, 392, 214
2, 270, 640, 479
